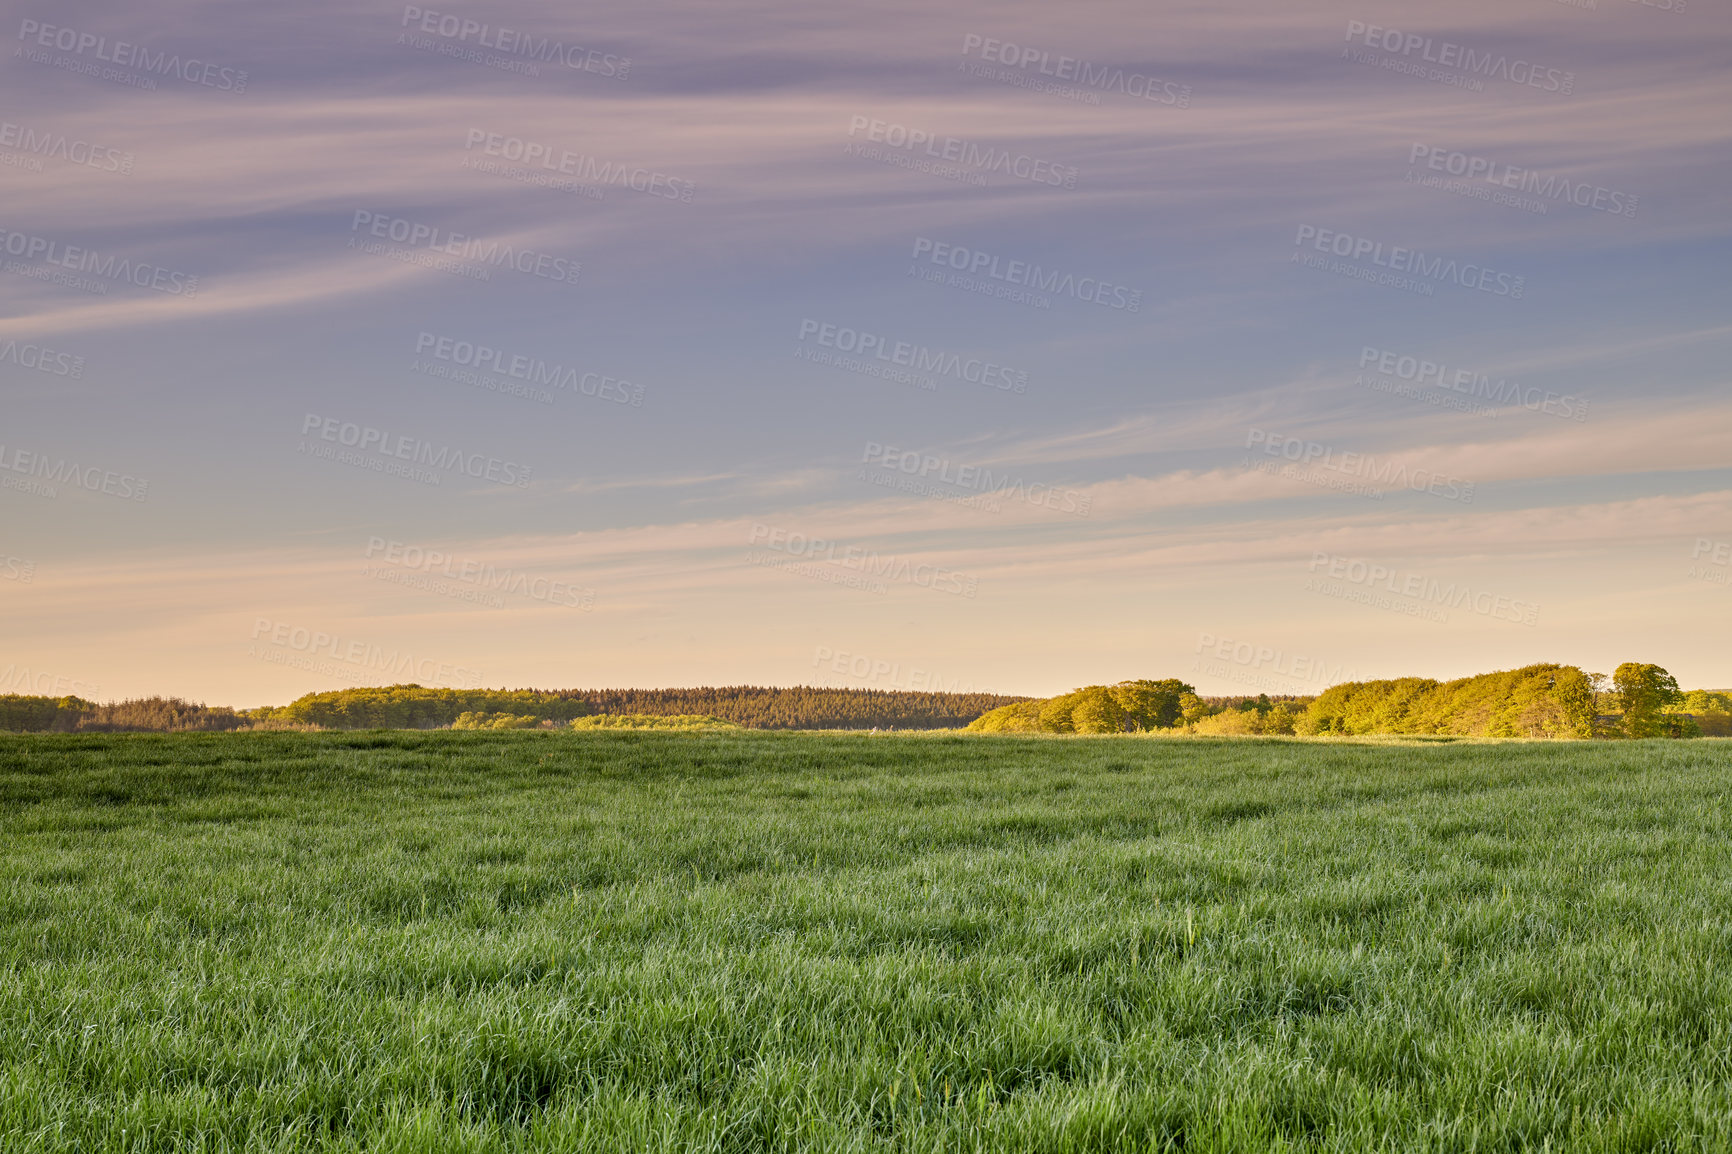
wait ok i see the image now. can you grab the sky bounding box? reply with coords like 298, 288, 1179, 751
3, 0, 1729, 706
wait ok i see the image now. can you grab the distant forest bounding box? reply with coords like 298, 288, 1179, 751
0, 695, 252, 734
2, 664, 1725, 736
0, 684, 1032, 733
564, 686, 1027, 730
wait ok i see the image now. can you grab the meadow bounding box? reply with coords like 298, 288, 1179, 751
1, 730, 1729, 1151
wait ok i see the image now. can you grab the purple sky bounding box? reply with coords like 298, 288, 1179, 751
4, 0, 1730, 704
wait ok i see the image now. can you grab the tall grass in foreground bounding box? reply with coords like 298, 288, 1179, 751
1, 731, 1729, 1151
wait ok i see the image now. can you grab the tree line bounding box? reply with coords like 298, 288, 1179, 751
251, 686, 594, 730
966, 663, 1728, 739
565, 686, 1026, 729
258, 685, 1030, 730
0, 685, 1033, 732
1301, 663, 1725, 738
0, 695, 250, 733
2, 666, 1722, 736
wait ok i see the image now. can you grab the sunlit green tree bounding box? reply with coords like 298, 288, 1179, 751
1613, 663, 1682, 738
1109, 679, 1194, 730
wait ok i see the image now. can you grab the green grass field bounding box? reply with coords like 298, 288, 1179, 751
2, 731, 1729, 1152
